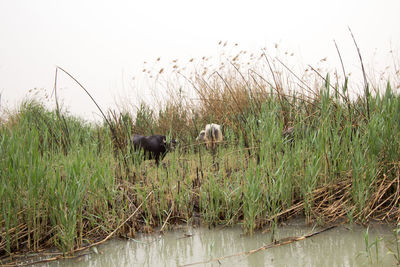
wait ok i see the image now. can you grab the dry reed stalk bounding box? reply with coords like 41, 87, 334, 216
364, 176, 400, 220
160, 202, 174, 233
55, 66, 110, 125
3, 191, 153, 266
348, 27, 370, 119
180, 225, 337, 267
258, 176, 395, 227
275, 57, 314, 98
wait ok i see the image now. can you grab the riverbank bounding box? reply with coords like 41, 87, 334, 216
1, 54, 400, 263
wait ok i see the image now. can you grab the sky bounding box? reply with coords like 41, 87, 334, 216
1, 0, 399, 121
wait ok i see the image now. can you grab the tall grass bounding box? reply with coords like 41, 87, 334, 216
1, 47, 400, 262
0, 102, 119, 256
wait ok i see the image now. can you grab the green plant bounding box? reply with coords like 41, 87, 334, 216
387, 222, 400, 265
358, 226, 382, 264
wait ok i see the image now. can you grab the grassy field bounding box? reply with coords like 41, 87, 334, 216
1, 50, 400, 263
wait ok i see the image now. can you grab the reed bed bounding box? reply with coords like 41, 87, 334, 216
1, 46, 400, 264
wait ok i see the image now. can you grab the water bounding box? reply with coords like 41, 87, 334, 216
44, 219, 397, 267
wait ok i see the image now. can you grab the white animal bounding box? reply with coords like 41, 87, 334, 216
196, 123, 223, 149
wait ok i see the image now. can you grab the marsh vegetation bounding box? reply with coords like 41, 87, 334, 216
1, 42, 400, 264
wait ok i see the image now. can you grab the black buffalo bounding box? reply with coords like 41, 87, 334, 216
130, 134, 177, 165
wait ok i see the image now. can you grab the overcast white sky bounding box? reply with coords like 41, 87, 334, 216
1, 0, 399, 120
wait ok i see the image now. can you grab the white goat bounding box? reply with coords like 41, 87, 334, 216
196, 123, 223, 149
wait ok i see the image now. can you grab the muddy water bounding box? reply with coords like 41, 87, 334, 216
45, 220, 397, 267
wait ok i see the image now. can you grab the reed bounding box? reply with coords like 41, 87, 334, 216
1, 46, 400, 263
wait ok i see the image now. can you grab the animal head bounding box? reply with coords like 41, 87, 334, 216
163, 136, 178, 150
196, 130, 207, 142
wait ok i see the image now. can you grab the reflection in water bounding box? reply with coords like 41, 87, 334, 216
45, 220, 396, 267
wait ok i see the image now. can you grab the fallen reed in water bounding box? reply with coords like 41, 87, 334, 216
1, 48, 400, 263
180, 224, 337, 267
